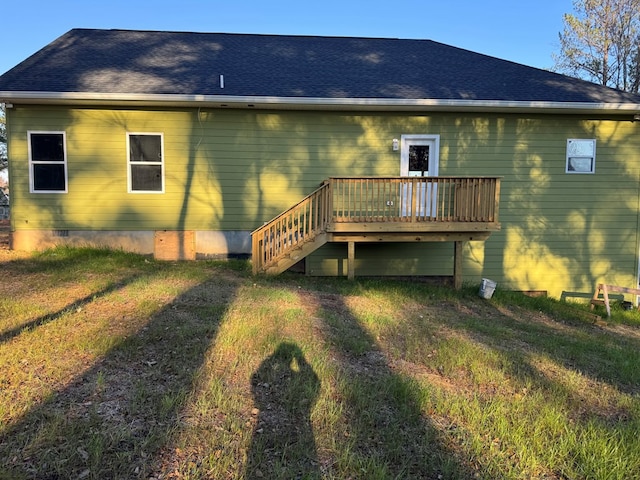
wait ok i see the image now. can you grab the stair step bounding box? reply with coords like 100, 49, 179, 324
260, 232, 328, 275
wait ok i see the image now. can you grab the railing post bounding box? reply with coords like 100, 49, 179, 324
251, 232, 258, 275
328, 178, 335, 223
494, 178, 501, 223
251, 229, 264, 275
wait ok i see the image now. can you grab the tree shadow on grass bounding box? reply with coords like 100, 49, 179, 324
441, 292, 640, 395
0, 263, 241, 479
0, 274, 143, 345
413, 288, 640, 478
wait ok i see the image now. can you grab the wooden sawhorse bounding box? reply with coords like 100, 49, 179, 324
590, 284, 640, 317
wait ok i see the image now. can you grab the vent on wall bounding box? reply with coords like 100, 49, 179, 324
53, 230, 69, 237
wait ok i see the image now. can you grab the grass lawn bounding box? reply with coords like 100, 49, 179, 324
0, 246, 639, 479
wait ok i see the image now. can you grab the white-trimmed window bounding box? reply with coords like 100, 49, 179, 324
28, 131, 67, 193
566, 139, 596, 174
127, 133, 164, 193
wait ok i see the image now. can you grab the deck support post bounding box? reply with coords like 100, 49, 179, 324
347, 241, 355, 280
454, 241, 463, 290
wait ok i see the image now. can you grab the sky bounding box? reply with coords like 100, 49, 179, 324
1, 0, 575, 76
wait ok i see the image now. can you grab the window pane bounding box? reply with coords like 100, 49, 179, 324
33, 164, 66, 191
131, 165, 162, 191
409, 145, 429, 174
31, 134, 64, 161
130, 135, 162, 162
568, 157, 593, 172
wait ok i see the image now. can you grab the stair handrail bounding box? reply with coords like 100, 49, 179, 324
251, 181, 332, 274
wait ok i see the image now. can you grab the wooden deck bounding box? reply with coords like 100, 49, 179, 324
251, 177, 501, 285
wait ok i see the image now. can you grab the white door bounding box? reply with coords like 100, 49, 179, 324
400, 135, 440, 217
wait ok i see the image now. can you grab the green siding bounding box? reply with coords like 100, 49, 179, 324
7, 106, 640, 297
307, 243, 454, 277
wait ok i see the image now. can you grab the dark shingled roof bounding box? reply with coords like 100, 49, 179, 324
1, 28, 640, 105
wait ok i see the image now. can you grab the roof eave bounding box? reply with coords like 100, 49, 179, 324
2, 91, 640, 115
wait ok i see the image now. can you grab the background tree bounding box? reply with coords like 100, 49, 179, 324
0, 103, 9, 197
554, 0, 640, 92
0, 104, 7, 192
0, 104, 6, 169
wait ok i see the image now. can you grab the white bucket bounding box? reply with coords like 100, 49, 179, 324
479, 278, 497, 299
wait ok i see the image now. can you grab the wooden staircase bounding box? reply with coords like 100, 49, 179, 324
251, 177, 501, 276
251, 181, 332, 275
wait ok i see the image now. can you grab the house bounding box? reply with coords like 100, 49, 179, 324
1, 28, 640, 298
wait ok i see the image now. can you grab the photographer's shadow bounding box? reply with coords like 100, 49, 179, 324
246, 342, 321, 479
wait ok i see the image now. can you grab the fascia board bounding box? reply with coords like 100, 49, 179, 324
2, 91, 640, 115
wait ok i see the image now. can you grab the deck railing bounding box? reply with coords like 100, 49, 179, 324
252, 177, 500, 274
331, 177, 500, 223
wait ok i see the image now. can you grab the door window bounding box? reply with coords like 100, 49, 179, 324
409, 145, 430, 176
